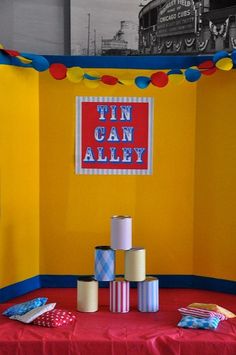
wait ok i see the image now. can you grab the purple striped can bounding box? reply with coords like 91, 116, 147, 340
109, 277, 130, 313
138, 277, 159, 312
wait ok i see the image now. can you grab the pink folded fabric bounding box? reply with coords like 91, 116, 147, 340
178, 307, 226, 320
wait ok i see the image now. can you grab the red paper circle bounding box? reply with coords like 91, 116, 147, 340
201, 67, 217, 76
198, 60, 214, 70
151, 72, 169, 88
49, 63, 67, 80
101, 75, 118, 85
3, 49, 20, 57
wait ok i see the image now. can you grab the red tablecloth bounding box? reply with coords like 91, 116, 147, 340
0, 288, 236, 355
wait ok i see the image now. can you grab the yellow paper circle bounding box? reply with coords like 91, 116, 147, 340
17, 56, 32, 64
83, 71, 100, 88
0, 43, 4, 49
168, 74, 184, 85
119, 76, 134, 86
67, 66, 84, 83
216, 58, 233, 71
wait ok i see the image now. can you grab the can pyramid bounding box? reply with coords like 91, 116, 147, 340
94, 216, 159, 313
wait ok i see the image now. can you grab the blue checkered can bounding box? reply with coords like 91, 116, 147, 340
138, 277, 159, 312
94, 246, 115, 281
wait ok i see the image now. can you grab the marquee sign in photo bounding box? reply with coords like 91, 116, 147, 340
157, 0, 196, 37
76, 97, 154, 175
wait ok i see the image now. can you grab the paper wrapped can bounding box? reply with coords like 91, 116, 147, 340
77, 276, 98, 312
125, 247, 146, 281
111, 215, 132, 250
94, 246, 115, 281
138, 277, 159, 312
110, 277, 130, 313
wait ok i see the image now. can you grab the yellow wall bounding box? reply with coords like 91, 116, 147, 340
194, 71, 236, 281
39, 69, 196, 276
0, 66, 39, 288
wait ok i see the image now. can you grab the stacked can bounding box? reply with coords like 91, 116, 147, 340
77, 276, 98, 312
111, 216, 132, 250
94, 246, 115, 281
78, 214, 159, 313
125, 247, 146, 282
110, 277, 130, 313
109, 216, 132, 312
138, 277, 159, 312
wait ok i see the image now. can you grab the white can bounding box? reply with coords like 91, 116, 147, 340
111, 215, 132, 250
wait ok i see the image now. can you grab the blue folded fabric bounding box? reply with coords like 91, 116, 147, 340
2, 297, 48, 317
178, 315, 221, 330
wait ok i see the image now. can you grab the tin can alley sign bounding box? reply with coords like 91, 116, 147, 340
76, 97, 154, 175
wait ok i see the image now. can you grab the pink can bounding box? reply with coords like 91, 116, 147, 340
109, 277, 130, 313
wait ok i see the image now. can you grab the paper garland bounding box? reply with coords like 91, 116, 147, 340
0, 45, 236, 89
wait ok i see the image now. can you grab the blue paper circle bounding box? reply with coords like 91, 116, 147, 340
20, 52, 49, 71
213, 51, 229, 64
84, 73, 100, 80
135, 76, 150, 89
31, 56, 49, 72
231, 50, 236, 65
185, 68, 201, 82
0, 51, 11, 65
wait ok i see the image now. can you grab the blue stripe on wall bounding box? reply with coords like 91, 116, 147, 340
40, 275, 78, 288
1, 275, 236, 302
43, 55, 214, 70
41, 275, 114, 289
157, 275, 194, 288
0, 52, 216, 70
0, 276, 41, 303
193, 276, 236, 294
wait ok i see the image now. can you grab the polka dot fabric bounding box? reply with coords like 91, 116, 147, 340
33, 309, 76, 328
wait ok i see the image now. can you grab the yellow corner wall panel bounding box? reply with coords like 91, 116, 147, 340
0, 66, 39, 288
194, 71, 236, 281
